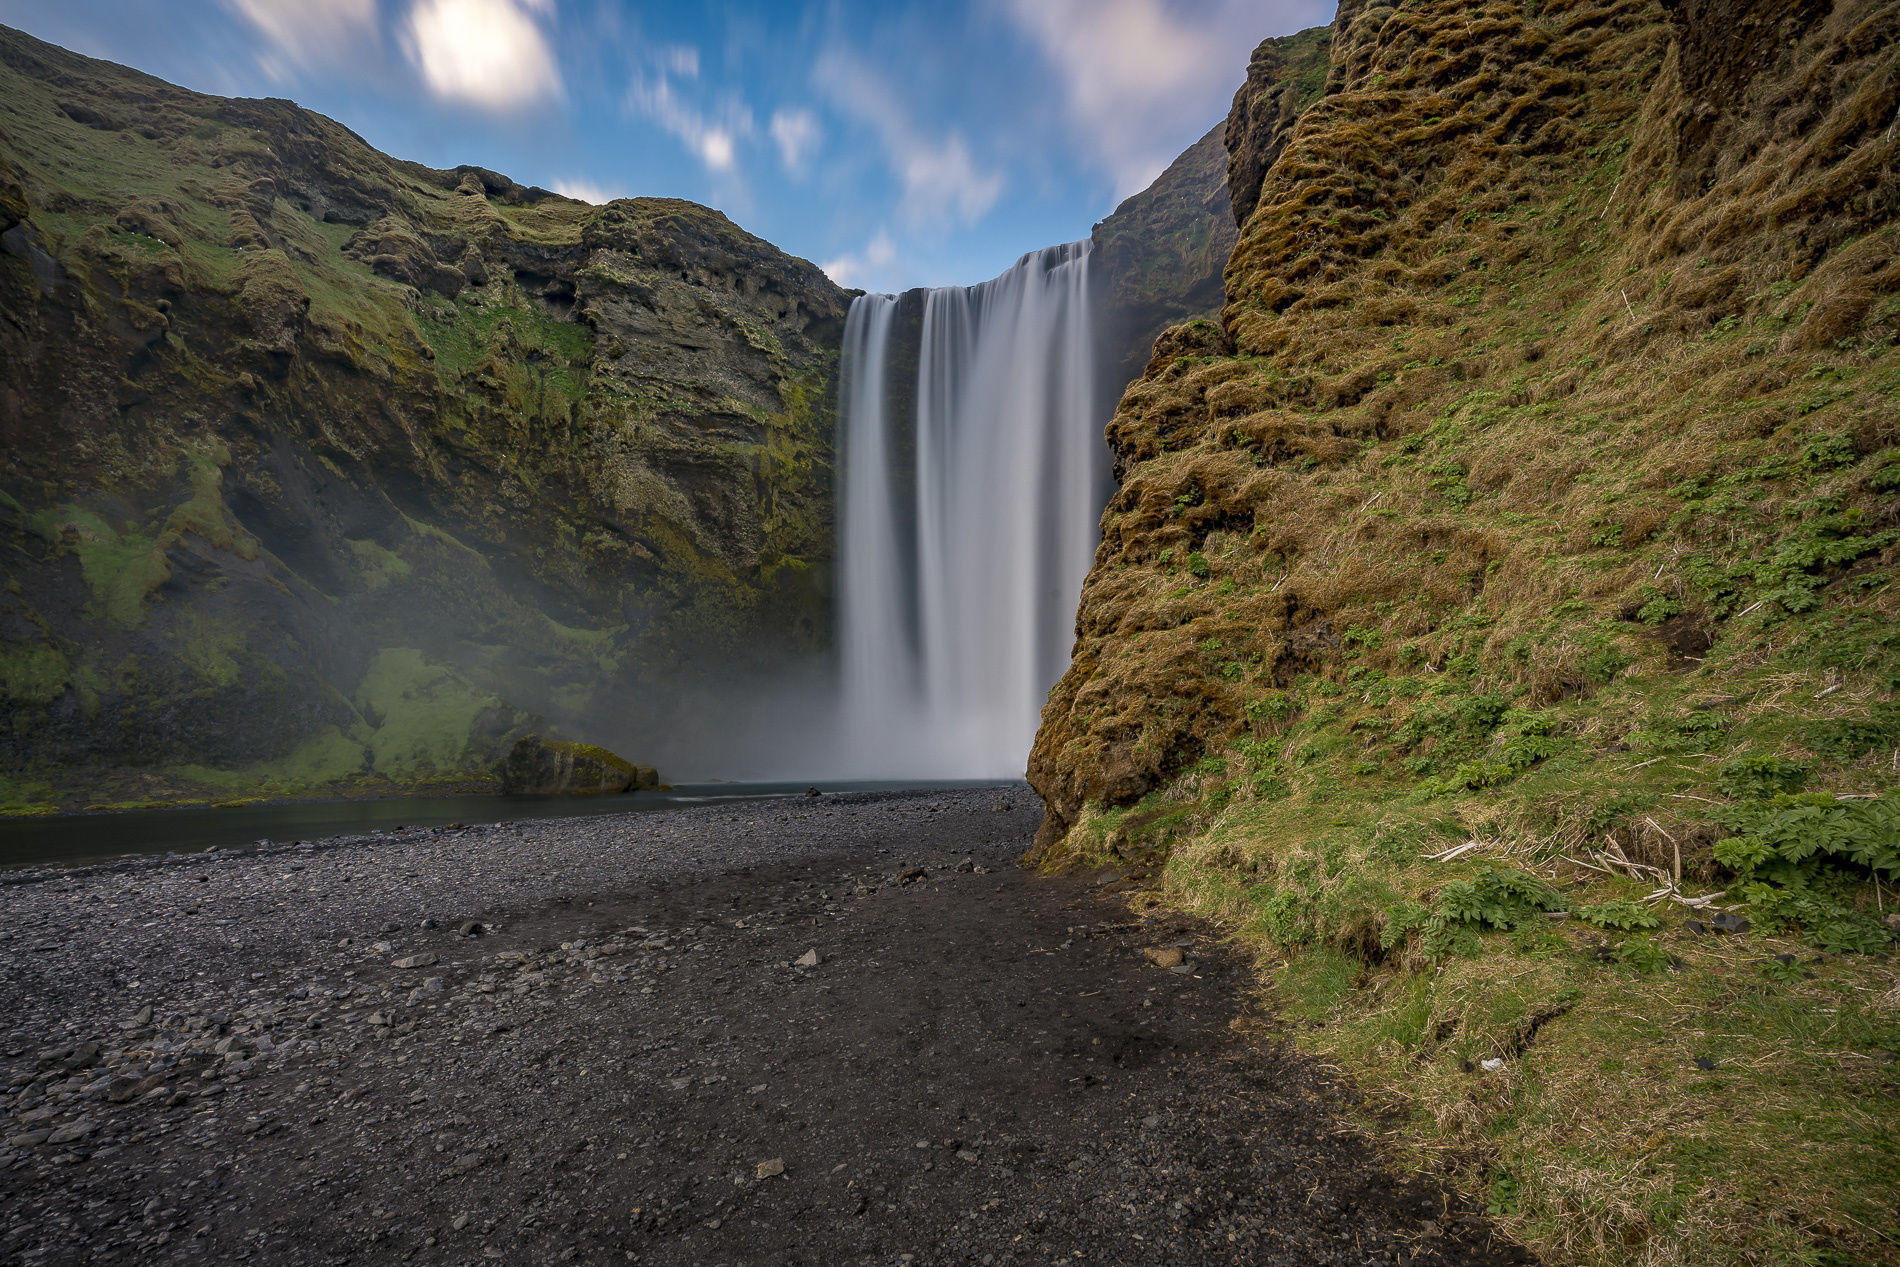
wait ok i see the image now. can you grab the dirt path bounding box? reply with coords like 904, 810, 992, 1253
0, 787, 1526, 1264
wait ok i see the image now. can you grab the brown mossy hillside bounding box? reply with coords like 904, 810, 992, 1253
1031, 0, 1899, 1261
1034, 0, 1899, 852
0, 25, 847, 810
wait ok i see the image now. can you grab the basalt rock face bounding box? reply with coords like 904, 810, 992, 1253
1029, 0, 1899, 853
1091, 27, 1332, 391
1223, 25, 1335, 229
1089, 125, 1239, 391
0, 26, 847, 811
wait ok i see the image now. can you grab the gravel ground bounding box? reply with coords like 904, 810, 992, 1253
0, 785, 1528, 1265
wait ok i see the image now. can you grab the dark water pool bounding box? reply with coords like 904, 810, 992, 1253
0, 780, 994, 871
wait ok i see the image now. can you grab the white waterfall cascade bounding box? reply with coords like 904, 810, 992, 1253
836, 241, 1105, 779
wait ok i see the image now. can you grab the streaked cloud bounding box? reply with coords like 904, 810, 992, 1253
224, 0, 378, 75
815, 45, 1002, 229
769, 108, 821, 176
1001, 0, 1329, 199
627, 67, 754, 174
402, 0, 561, 112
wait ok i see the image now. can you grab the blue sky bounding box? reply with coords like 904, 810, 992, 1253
0, 0, 1331, 291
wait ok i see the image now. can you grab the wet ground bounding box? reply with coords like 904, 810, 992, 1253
0, 785, 1528, 1264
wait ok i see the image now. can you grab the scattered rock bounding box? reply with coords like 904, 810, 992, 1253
796, 949, 822, 968
1143, 947, 1185, 969
459, 922, 485, 937
393, 953, 438, 969
1479, 1058, 1504, 1073
45, 1121, 95, 1145
756, 1157, 785, 1179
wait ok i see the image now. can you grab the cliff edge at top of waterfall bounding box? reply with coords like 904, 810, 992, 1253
0, 24, 847, 814
1029, 0, 1900, 1262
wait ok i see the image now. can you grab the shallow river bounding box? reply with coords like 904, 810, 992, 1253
0, 780, 992, 870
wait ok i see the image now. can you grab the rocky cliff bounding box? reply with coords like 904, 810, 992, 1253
1090, 25, 1332, 389
1031, 0, 1898, 1258
0, 26, 847, 812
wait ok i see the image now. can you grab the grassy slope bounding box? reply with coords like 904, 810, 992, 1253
1031, 0, 1900, 1261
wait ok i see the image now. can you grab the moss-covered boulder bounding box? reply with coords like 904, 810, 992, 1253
501, 734, 657, 797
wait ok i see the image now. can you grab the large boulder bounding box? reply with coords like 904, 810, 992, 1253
501, 734, 658, 796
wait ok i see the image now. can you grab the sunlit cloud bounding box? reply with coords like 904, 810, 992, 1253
551, 177, 621, 205
402, 0, 561, 112
821, 229, 897, 291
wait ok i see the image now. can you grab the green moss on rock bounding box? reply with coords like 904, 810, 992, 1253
500, 733, 657, 796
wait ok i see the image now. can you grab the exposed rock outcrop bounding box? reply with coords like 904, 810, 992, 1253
501, 735, 658, 796
1223, 25, 1333, 228
1089, 25, 1330, 391
0, 26, 846, 811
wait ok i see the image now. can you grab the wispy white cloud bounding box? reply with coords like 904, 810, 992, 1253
551, 177, 621, 205
402, 0, 562, 112
225, 0, 379, 76
820, 229, 898, 291
627, 52, 755, 175
899, 135, 1001, 228
814, 46, 1002, 229
1001, 0, 1328, 199
658, 43, 700, 78
769, 107, 821, 177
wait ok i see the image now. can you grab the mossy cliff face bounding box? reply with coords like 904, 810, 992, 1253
0, 26, 846, 811
1031, 0, 1898, 1258
1033, 0, 1898, 856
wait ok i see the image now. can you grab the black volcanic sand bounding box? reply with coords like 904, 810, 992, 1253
0, 787, 1528, 1265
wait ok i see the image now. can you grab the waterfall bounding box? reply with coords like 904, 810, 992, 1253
836, 241, 1105, 779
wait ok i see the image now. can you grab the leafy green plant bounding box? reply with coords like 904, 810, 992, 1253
1578, 898, 1662, 930
1615, 937, 1674, 973
1581, 641, 1631, 683
1501, 732, 1560, 769
1713, 793, 1899, 884
1715, 754, 1811, 799
1712, 793, 1899, 951
1584, 792, 1661, 834
1807, 705, 1900, 762
1756, 956, 1810, 984
1433, 868, 1563, 934
1749, 511, 1896, 612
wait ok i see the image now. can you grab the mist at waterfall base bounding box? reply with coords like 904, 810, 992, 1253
669, 242, 1111, 784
